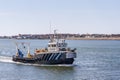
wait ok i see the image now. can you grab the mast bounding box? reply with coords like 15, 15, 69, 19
54, 29, 58, 40
15, 42, 19, 56
26, 42, 33, 58
49, 21, 53, 42
27, 42, 30, 54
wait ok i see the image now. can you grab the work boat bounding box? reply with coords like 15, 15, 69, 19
12, 32, 77, 64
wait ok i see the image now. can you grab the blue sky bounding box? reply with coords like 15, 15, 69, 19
0, 0, 120, 36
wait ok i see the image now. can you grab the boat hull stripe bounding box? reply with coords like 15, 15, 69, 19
51, 53, 58, 60
55, 53, 61, 60
48, 53, 54, 60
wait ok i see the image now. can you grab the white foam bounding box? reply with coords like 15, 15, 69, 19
0, 56, 14, 63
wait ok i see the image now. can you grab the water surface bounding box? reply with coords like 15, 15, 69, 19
0, 39, 120, 80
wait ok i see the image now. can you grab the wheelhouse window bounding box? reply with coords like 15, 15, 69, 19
53, 44, 56, 47
48, 45, 50, 47
48, 44, 56, 47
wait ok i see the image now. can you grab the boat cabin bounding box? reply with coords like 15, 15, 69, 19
47, 39, 67, 52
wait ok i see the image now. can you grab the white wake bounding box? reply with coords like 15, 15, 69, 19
0, 56, 14, 63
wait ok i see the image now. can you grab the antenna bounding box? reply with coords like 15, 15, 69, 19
49, 21, 52, 41
54, 29, 58, 40
49, 21, 52, 34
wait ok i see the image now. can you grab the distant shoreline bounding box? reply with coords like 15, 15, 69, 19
66, 37, 120, 40
0, 38, 120, 40
0, 33, 120, 40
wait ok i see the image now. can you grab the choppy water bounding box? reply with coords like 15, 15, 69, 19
0, 39, 120, 80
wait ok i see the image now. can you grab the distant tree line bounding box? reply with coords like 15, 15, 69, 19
0, 33, 120, 39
